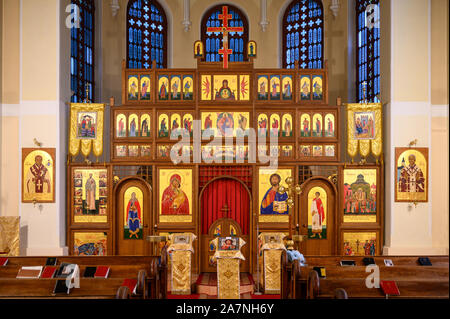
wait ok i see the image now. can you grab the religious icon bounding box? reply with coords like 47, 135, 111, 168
217, 112, 234, 136
235, 113, 249, 137
158, 75, 169, 101
257, 75, 269, 100
325, 145, 335, 157
342, 232, 377, 256
324, 114, 335, 137
343, 169, 377, 223
183, 75, 194, 100
312, 145, 323, 157
312, 75, 323, 100
128, 146, 139, 157
128, 75, 139, 101
258, 145, 268, 157
247, 41, 257, 58
140, 114, 151, 137
73, 168, 108, 223
201, 112, 216, 136
308, 187, 327, 239
260, 173, 288, 215
159, 169, 193, 223
158, 145, 170, 159
128, 114, 139, 137
236, 145, 249, 161
258, 113, 269, 137
312, 114, 323, 137
282, 114, 293, 137
354, 111, 375, 139
270, 75, 281, 100
116, 145, 127, 157
77, 112, 97, 139
22, 148, 55, 203
140, 75, 151, 101
300, 114, 311, 137
258, 168, 292, 223
218, 237, 239, 251
300, 75, 311, 100
194, 40, 204, 58
116, 113, 127, 137
281, 145, 293, 158
395, 148, 428, 202
124, 187, 143, 240
201, 75, 212, 100
182, 114, 194, 137
170, 113, 182, 137
300, 145, 312, 157
214, 75, 237, 101
239, 75, 250, 100
270, 114, 281, 137
140, 146, 152, 157
282, 76, 293, 100
73, 232, 107, 256
171, 76, 181, 100
158, 114, 169, 138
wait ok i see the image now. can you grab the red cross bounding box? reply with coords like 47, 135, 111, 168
206, 6, 244, 68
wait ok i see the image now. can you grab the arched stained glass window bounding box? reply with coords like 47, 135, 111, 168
127, 0, 167, 69
70, 0, 95, 103
201, 4, 249, 63
356, 0, 380, 102
282, 0, 324, 69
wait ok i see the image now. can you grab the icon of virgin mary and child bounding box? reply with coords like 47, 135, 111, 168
260, 173, 289, 215
161, 174, 190, 215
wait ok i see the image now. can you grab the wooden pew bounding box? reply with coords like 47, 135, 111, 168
281, 255, 449, 299
0, 254, 168, 299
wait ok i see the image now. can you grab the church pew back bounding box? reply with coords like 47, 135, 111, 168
0, 278, 126, 298
316, 278, 449, 299
301, 255, 449, 267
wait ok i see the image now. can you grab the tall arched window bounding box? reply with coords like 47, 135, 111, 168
127, 0, 167, 69
356, 0, 380, 102
201, 4, 249, 63
282, 0, 324, 69
70, 0, 95, 103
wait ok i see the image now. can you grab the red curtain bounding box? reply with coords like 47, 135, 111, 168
201, 178, 250, 235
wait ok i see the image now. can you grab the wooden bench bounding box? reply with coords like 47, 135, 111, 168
281, 255, 449, 299
0, 252, 168, 299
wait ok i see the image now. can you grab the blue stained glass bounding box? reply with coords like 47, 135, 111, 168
283, 0, 323, 68
127, 0, 166, 68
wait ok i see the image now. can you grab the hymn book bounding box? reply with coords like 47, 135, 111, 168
121, 278, 138, 294
313, 266, 326, 278
53, 279, 71, 295
45, 257, 57, 266
41, 266, 58, 279
380, 280, 400, 296
418, 257, 432, 266
16, 266, 43, 278
55, 263, 77, 278
94, 266, 110, 278
340, 260, 356, 266
83, 266, 97, 278
0, 257, 8, 266
363, 257, 376, 266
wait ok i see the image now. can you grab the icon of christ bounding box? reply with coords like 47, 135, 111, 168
260, 174, 288, 215
161, 174, 190, 215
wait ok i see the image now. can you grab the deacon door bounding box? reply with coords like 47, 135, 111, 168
115, 178, 152, 255
298, 178, 336, 255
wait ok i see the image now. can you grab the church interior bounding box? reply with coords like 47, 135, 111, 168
0, 0, 449, 301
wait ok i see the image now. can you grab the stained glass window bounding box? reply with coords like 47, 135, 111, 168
127, 0, 167, 69
201, 4, 249, 63
70, 0, 95, 103
356, 0, 380, 103
282, 0, 324, 69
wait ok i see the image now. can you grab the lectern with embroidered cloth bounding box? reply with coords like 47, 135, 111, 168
258, 232, 286, 294
167, 233, 196, 294
210, 236, 246, 299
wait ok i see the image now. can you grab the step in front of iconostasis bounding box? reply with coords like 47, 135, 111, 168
195, 273, 254, 296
